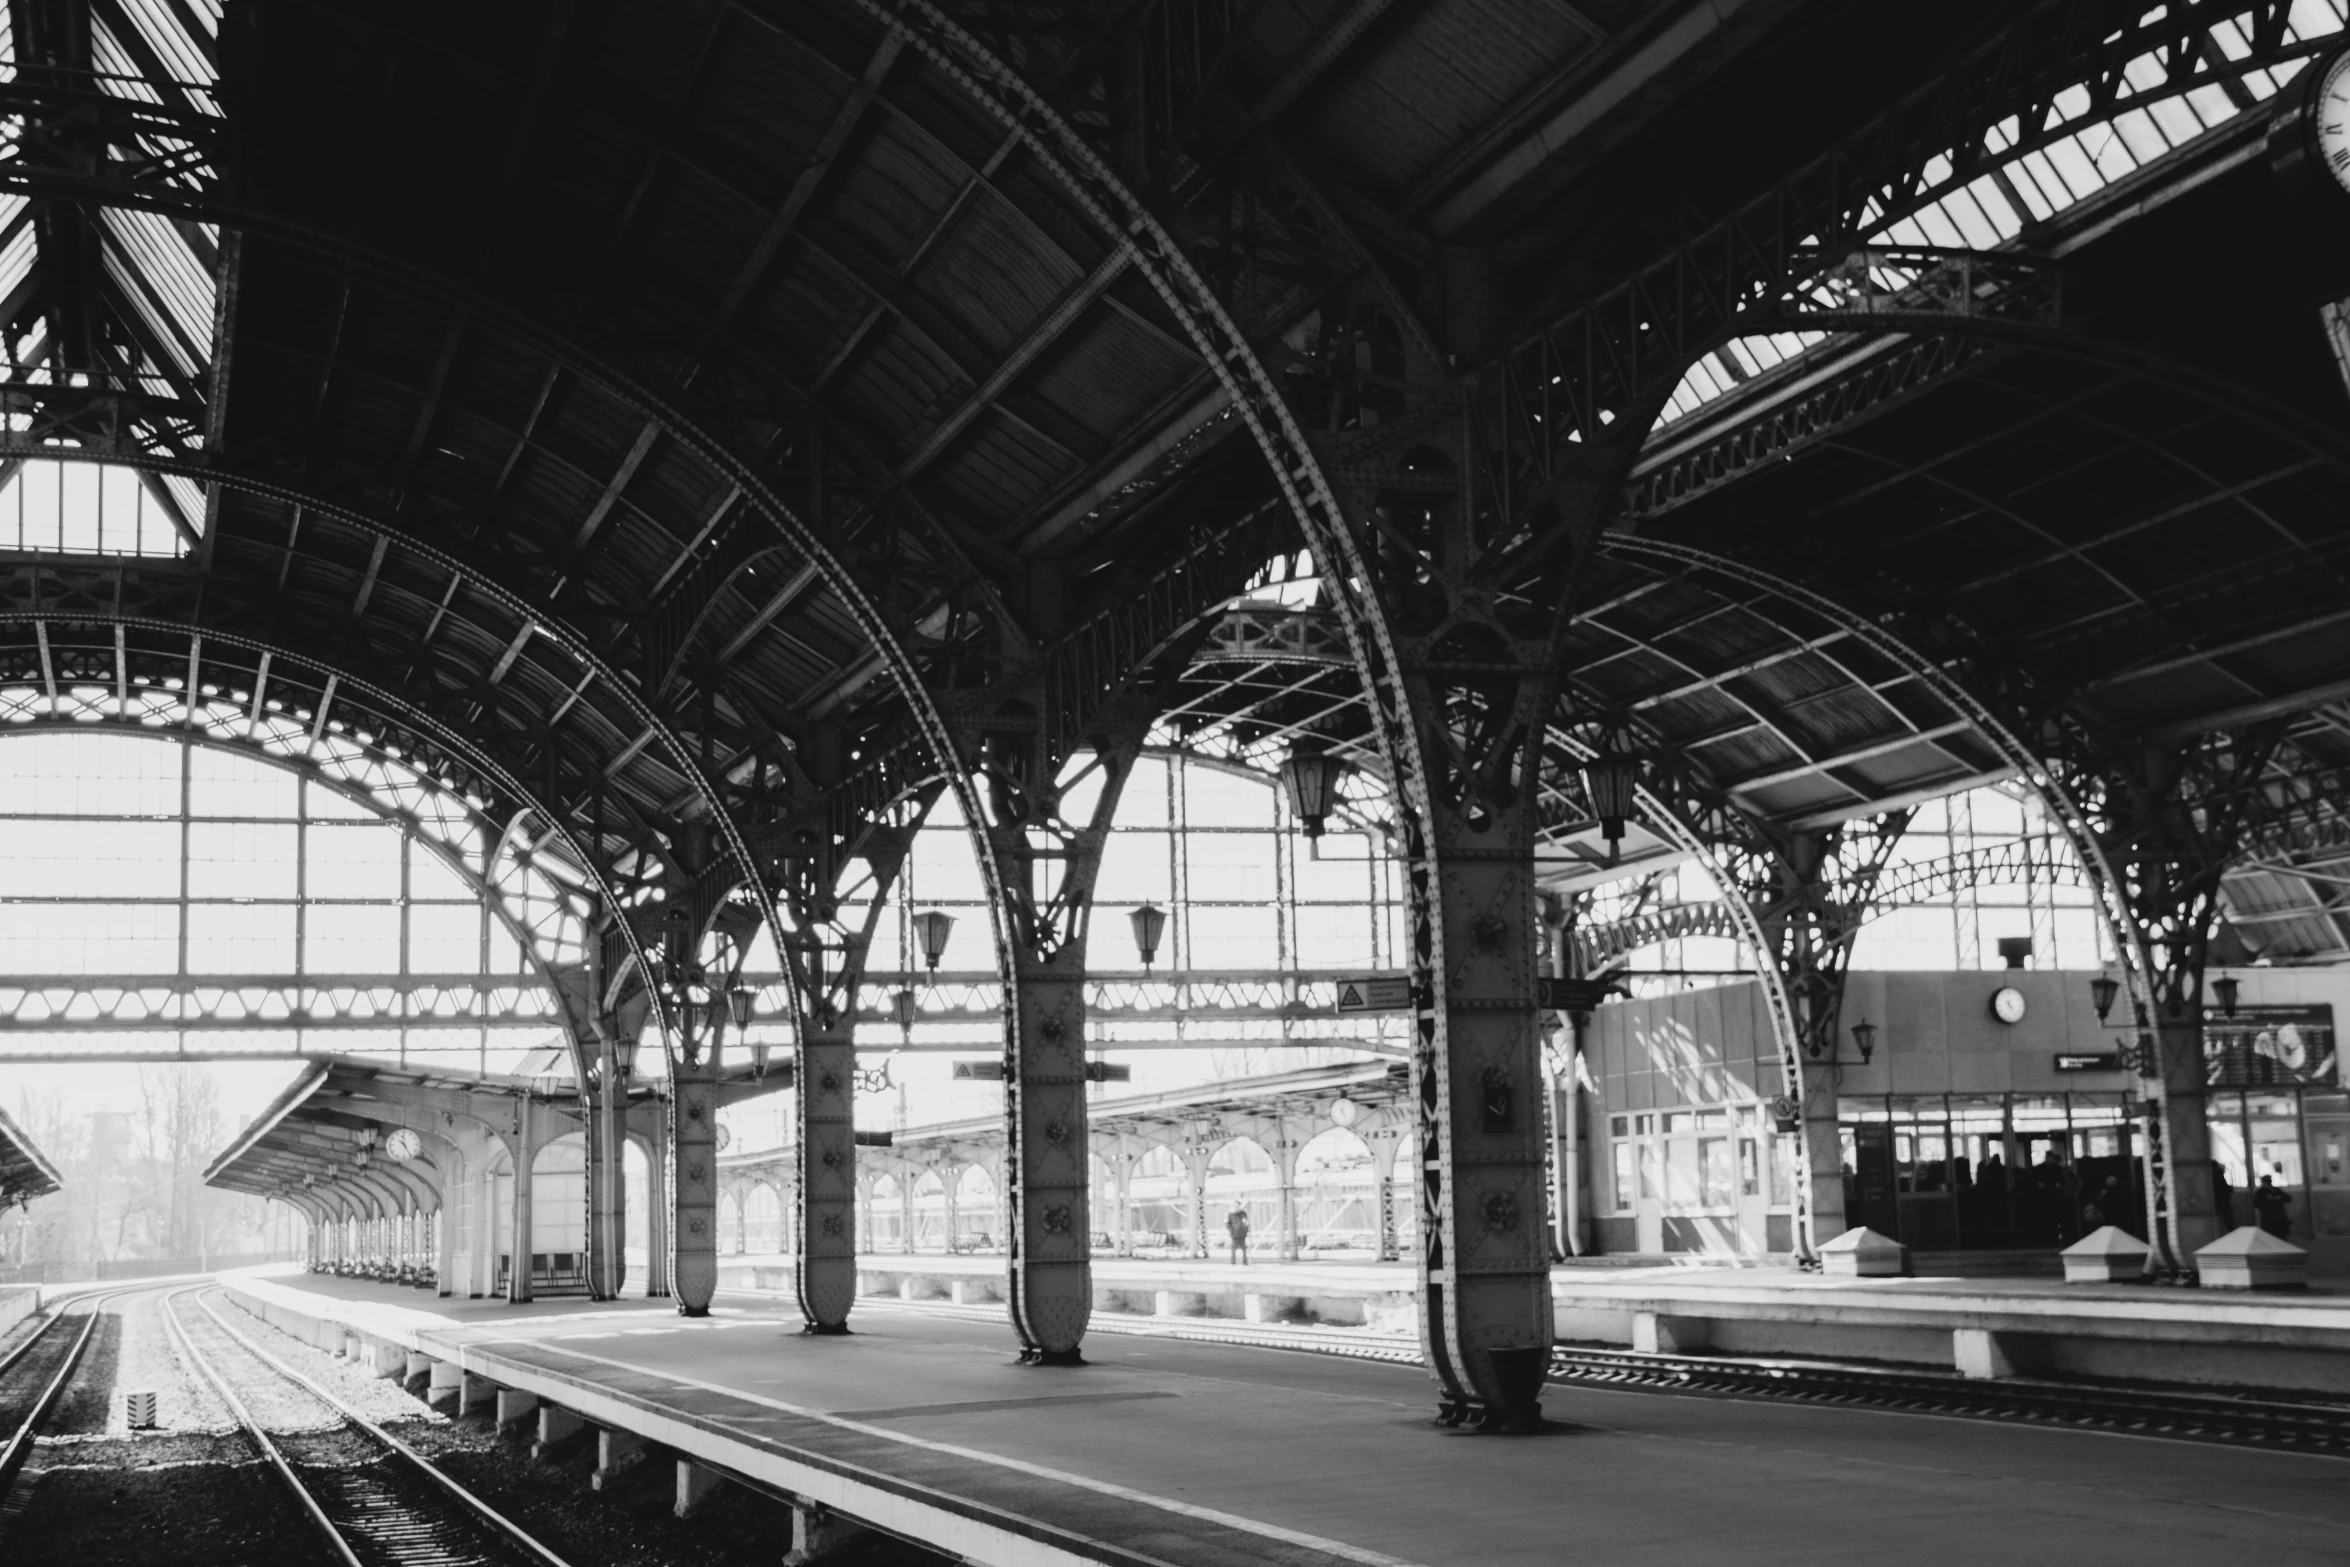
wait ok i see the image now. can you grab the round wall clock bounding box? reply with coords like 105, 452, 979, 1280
1990, 986, 2028, 1025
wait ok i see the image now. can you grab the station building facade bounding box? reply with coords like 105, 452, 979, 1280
1577, 969, 2346, 1269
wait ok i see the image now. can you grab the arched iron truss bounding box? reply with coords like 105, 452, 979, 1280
0, 703, 590, 1046
0, 612, 653, 1071
0, 76, 1010, 1086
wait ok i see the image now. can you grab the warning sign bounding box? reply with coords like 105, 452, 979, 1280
1334, 974, 1412, 1014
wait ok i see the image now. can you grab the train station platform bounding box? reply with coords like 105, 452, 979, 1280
720, 1250, 2350, 1395
219, 1265, 2350, 1567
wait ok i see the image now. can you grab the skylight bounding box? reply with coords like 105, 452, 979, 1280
1651, 2, 2349, 431
0, 458, 196, 557
0, 0, 220, 555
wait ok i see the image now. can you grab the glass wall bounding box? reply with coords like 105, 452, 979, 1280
1604, 1102, 1797, 1257
1838, 1091, 2141, 1250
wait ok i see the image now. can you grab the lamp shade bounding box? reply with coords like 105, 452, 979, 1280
728, 986, 755, 1030
1579, 747, 1641, 840
1129, 903, 1167, 968
1850, 1017, 1878, 1064
1278, 750, 1348, 838
912, 909, 956, 970
2089, 974, 2119, 1023
892, 988, 918, 1029
2212, 974, 2240, 1018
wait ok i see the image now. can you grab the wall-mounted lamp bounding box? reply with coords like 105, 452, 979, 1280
1129, 903, 1167, 971
913, 909, 956, 973
1278, 748, 1349, 840
1849, 1018, 1878, 1065
2089, 974, 2120, 1024
1578, 744, 1642, 862
2212, 974, 2241, 1018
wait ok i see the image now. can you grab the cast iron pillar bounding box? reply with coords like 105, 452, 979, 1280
1724, 813, 1912, 1258
776, 809, 911, 1336
1317, 396, 1568, 1431
670, 1056, 720, 1316
2065, 730, 2285, 1272
972, 707, 1151, 1365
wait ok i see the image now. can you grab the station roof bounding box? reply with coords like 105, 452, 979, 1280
203, 1054, 548, 1206
0, 1100, 62, 1206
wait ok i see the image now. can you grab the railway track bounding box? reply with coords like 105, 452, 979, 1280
1545, 1344, 2350, 1456
847, 1289, 2350, 1455
162, 1288, 574, 1567
0, 1282, 153, 1509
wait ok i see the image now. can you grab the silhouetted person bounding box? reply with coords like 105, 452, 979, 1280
2213, 1164, 2235, 1230
2254, 1175, 2292, 1240
1226, 1204, 1251, 1265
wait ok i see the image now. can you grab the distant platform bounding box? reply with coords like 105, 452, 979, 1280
717, 1251, 2350, 1394
224, 1266, 2350, 1567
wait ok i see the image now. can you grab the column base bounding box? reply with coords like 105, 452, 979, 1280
676, 1303, 710, 1319
802, 1321, 852, 1336
1019, 1347, 1085, 1367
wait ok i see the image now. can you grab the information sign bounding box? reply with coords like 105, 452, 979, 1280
1334, 975, 1412, 1014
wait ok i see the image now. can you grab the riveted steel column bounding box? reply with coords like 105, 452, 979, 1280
1420, 795, 1555, 1430
796, 1018, 858, 1330
2155, 1013, 2222, 1258
586, 1030, 629, 1300
671, 1060, 720, 1315
506, 1115, 536, 1305
1007, 951, 1093, 1359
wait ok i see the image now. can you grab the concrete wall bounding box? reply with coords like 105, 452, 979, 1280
1582, 981, 1783, 1114
0, 1283, 38, 1338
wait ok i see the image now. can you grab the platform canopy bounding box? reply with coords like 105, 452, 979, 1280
0, 1099, 61, 1206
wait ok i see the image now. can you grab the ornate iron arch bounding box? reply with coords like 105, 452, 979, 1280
0, 610, 660, 1075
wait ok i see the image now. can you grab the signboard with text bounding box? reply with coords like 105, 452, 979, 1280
1334, 975, 1412, 1014
2203, 1004, 2337, 1088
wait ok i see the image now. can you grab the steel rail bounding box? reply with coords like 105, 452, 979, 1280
163, 1287, 572, 1567
0, 1281, 182, 1500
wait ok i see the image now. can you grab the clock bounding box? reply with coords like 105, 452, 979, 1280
383, 1127, 423, 1162
2274, 42, 2350, 201
2316, 46, 2350, 199
1990, 986, 2027, 1025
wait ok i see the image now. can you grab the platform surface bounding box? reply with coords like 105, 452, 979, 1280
231, 1268, 2350, 1566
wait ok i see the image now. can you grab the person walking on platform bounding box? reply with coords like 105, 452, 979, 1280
2253, 1175, 2293, 1240
1226, 1203, 1251, 1265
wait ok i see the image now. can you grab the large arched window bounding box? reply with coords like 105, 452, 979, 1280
0, 727, 588, 1073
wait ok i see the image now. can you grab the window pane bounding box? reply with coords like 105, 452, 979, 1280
0, 902, 177, 972
187, 821, 299, 899
0, 818, 177, 897
305, 903, 399, 973
309, 823, 402, 899
186, 902, 295, 972
409, 903, 485, 972
1185, 833, 1275, 904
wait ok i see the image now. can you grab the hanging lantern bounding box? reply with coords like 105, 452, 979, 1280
1129, 903, 1167, 970
1278, 749, 1349, 839
913, 909, 957, 972
751, 1041, 770, 1078
728, 986, 756, 1030
1849, 1018, 1879, 1064
2088, 974, 2119, 1024
892, 988, 918, 1032
1579, 744, 1642, 848
2212, 974, 2241, 1018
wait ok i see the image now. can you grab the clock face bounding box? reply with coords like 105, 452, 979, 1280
1990, 986, 2028, 1025
384, 1128, 423, 1162
2320, 50, 2350, 197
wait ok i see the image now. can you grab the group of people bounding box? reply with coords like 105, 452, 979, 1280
2213, 1165, 2296, 1239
